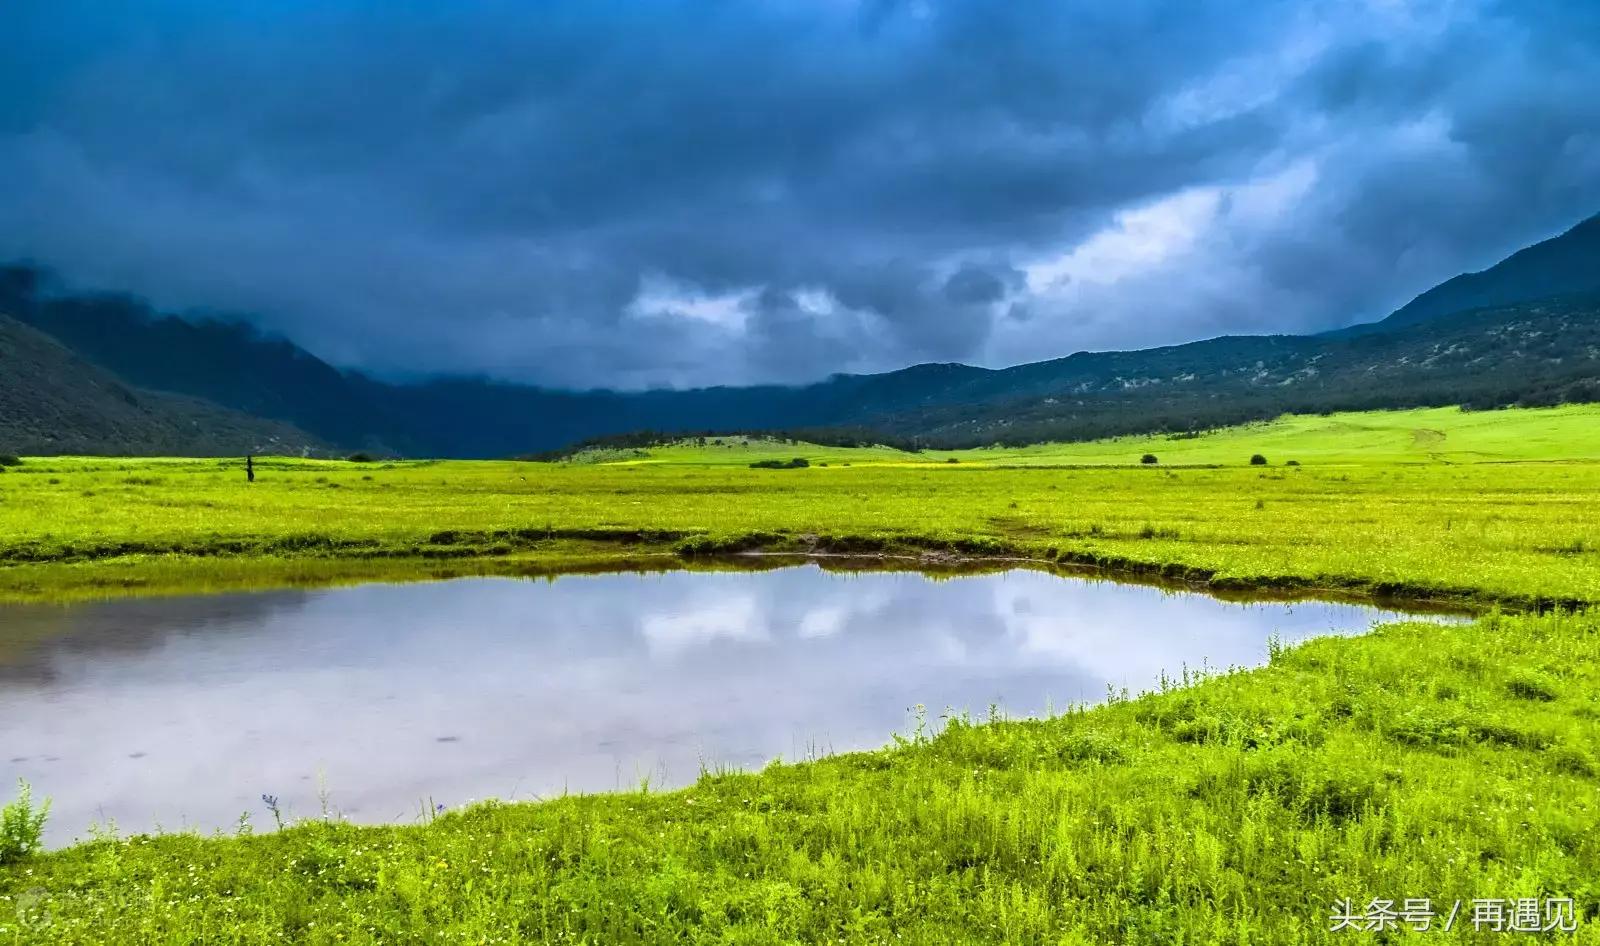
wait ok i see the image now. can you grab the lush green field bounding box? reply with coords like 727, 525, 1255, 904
3, 405, 1600, 942
636, 403, 1600, 467
2, 406, 1600, 606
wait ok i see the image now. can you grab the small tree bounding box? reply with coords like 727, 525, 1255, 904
1250, 454, 1268, 466
1141, 454, 1158, 465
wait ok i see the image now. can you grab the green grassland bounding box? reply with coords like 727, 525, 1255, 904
636, 403, 1600, 467
2, 406, 1600, 606
4, 405, 1600, 942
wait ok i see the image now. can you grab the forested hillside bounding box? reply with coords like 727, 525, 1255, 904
0, 316, 324, 457
852, 295, 1600, 446
1331, 211, 1600, 337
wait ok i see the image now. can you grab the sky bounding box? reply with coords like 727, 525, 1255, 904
2, 0, 1598, 390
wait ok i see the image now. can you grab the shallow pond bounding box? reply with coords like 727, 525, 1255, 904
0, 566, 1462, 844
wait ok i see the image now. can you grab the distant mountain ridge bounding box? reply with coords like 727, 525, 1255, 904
1, 209, 1597, 456
0, 315, 324, 456
849, 294, 1600, 446
0, 266, 415, 455
1328, 211, 1600, 337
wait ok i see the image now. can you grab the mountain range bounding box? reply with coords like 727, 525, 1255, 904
0, 314, 323, 457
1, 212, 1597, 457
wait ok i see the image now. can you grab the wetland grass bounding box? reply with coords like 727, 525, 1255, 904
4, 411, 1600, 607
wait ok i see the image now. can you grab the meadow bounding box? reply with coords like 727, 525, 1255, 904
3, 404, 1600, 942
1, 405, 1600, 607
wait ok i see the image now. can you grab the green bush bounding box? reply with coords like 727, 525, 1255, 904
1506, 672, 1560, 702
346, 452, 376, 463
0, 778, 50, 864
0, 455, 22, 467
750, 457, 810, 470
1141, 454, 1158, 464
1250, 454, 1268, 465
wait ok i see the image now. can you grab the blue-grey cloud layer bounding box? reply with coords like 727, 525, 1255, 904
2, 0, 1597, 388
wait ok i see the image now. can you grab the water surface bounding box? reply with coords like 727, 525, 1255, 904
0, 567, 1459, 844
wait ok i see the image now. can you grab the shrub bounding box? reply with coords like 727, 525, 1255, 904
750, 457, 810, 470
1056, 729, 1127, 765
1549, 746, 1598, 778
347, 452, 376, 463
1250, 454, 1268, 465
946, 458, 960, 464
1286, 460, 1300, 466
0, 779, 50, 864
0, 455, 21, 467
1140, 454, 1158, 464
1505, 672, 1559, 702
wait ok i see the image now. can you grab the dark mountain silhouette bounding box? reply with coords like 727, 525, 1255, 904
1329, 211, 1600, 337
0, 314, 324, 457
1, 209, 1597, 457
0, 266, 413, 455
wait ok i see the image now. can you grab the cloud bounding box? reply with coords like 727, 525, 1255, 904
0, 0, 1596, 388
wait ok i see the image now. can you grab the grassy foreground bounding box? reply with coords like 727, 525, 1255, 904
3, 405, 1600, 942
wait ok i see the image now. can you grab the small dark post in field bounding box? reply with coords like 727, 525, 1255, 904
1141, 454, 1158, 464
246, 455, 255, 482
1250, 454, 1268, 465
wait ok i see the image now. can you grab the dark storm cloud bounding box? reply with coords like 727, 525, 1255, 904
942, 264, 1014, 307
0, 0, 1597, 387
